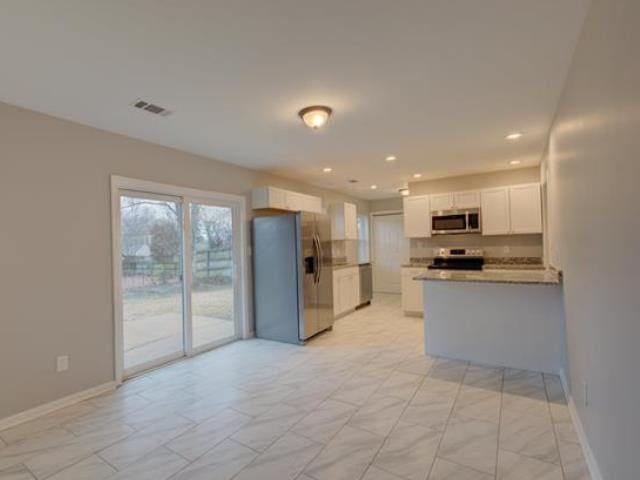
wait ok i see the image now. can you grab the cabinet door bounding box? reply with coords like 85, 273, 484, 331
403, 195, 431, 238
269, 188, 289, 210
509, 184, 542, 234
332, 272, 341, 316
453, 191, 480, 209
286, 192, 304, 211
481, 188, 510, 235
430, 193, 454, 211
333, 270, 355, 315
401, 269, 424, 313
337, 275, 346, 314
342, 273, 354, 313
344, 203, 358, 239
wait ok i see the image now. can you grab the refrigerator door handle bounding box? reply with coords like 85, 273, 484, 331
312, 235, 320, 284
316, 234, 323, 283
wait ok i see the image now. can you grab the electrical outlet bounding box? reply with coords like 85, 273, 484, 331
503, 245, 511, 254
56, 355, 69, 372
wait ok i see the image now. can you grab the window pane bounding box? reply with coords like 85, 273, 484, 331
357, 214, 370, 263
190, 204, 235, 348
121, 195, 184, 372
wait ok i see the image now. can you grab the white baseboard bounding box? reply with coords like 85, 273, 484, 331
0, 381, 117, 431
559, 372, 604, 480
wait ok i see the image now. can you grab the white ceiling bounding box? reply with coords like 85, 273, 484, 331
0, 0, 589, 199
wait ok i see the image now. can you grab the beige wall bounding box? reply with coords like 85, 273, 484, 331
543, 0, 640, 478
408, 167, 540, 195
0, 101, 367, 419
369, 197, 403, 213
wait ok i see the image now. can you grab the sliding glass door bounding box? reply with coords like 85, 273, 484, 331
120, 193, 185, 374
189, 203, 236, 350
118, 190, 240, 377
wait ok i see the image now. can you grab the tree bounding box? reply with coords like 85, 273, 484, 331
149, 220, 180, 261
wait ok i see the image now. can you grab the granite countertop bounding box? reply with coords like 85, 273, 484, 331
415, 268, 562, 285
403, 257, 545, 270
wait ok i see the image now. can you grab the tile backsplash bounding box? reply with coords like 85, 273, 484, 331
410, 233, 543, 260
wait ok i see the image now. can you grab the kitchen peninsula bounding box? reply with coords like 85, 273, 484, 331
417, 268, 565, 374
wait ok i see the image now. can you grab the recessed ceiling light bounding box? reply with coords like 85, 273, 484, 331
413, 173, 422, 178
506, 132, 523, 140
385, 155, 397, 162
509, 160, 522, 165
370, 185, 378, 190
322, 167, 333, 173
298, 105, 332, 129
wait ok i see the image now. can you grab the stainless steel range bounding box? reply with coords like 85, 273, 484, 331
428, 248, 484, 270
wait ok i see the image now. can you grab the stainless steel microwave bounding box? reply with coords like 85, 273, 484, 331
431, 208, 481, 235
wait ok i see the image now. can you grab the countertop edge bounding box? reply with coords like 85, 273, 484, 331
414, 269, 562, 285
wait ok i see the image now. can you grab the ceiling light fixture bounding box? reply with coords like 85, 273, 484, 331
399, 188, 410, 196
370, 185, 378, 190
506, 132, 523, 140
299, 105, 332, 129
322, 167, 333, 173
385, 155, 397, 162
509, 160, 522, 165
413, 173, 422, 178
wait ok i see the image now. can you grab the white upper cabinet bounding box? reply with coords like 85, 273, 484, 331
481, 183, 542, 235
453, 191, 481, 209
345, 203, 358, 239
330, 202, 358, 240
251, 186, 322, 213
403, 195, 431, 238
430, 191, 480, 211
509, 183, 542, 234
429, 193, 454, 211
481, 187, 511, 235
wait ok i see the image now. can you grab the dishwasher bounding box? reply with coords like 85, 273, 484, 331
358, 263, 372, 307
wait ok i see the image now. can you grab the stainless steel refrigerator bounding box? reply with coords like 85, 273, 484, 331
252, 212, 334, 344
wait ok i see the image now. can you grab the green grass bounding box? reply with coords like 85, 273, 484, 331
123, 285, 233, 322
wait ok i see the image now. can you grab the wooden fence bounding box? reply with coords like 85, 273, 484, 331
122, 247, 232, 287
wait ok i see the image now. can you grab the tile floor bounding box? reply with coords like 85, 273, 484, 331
0, 294, 591, 480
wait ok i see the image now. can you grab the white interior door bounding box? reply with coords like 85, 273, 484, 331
372, 213, 405, 293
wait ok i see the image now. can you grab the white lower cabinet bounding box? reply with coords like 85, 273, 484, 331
332, 267, 360, 316
401, 267, 426, 314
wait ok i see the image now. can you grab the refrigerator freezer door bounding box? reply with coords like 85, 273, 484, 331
252, 214, 303, 344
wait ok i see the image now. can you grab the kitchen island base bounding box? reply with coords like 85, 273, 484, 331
423, 279, 565, 374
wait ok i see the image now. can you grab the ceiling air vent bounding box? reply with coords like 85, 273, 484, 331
131, 99, 171, 117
